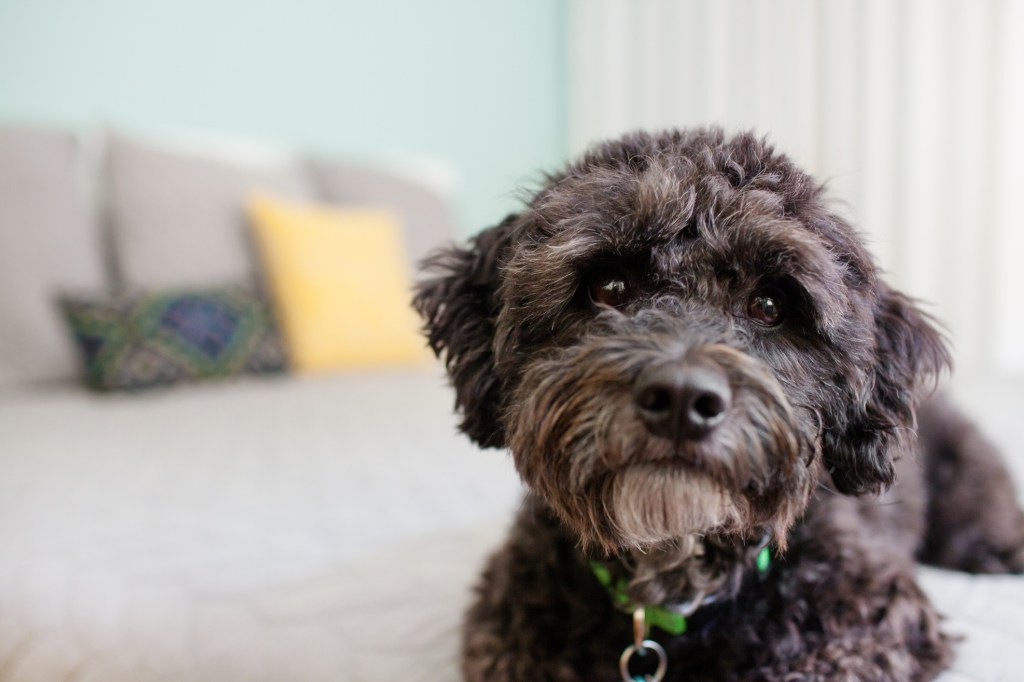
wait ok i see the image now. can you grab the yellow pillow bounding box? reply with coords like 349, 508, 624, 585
247, 195, 427, 371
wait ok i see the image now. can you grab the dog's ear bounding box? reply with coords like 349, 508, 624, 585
414, 214, 518, 448
824, 286, 951, 495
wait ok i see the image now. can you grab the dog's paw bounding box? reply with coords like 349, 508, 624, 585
949, 535, 1024, 574
983, 540, 1024, 574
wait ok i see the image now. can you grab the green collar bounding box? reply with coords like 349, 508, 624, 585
590, 545, 771, 636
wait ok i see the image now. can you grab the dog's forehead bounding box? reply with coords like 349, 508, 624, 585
516, 133, 875, 286
520, 165, 836, 280
536, 171, 789, 252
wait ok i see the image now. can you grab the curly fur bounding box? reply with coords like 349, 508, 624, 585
415, 128, 1024, 682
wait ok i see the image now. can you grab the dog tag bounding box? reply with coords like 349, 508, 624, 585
619, 639, 667, 682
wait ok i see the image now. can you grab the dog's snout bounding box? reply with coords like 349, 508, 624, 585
634, 361, 731, 441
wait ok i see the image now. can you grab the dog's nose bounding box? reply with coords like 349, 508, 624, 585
634, 362, 731, 441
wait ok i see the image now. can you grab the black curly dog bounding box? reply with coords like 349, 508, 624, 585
415, 129, 1024, 681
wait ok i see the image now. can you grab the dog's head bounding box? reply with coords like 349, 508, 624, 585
416, 129, 948, 552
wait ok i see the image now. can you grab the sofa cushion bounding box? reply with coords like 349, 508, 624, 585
0, 126, 106, 387
59, 284, 287, 391
107, 132, 314, 289
247, 194, 427, 372
307, 158, 456, 269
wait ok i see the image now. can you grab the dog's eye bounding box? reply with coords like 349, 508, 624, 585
588, 272, 633, 309
746, 292, 784, 326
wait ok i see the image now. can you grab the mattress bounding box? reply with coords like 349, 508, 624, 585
0, 369, 1020, 681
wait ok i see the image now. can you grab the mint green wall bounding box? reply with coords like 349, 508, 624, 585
0, 0, 567, 234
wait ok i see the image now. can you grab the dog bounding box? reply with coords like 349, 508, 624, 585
414, 128, 1024, 681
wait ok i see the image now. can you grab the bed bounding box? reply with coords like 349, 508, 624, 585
0, 370, 1021, 681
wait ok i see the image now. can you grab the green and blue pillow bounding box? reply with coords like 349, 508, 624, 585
60, 284, 287, 391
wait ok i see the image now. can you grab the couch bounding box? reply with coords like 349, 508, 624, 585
0, 125, 1021, 682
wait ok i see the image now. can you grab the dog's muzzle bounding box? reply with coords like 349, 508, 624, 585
506, 304, 815, 550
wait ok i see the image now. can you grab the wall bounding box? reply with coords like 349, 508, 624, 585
0, 0, 568, 234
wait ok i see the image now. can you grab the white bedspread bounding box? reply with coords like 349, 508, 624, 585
0, 370, 1021, 681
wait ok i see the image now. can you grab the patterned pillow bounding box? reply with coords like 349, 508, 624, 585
59, 285, 288, 391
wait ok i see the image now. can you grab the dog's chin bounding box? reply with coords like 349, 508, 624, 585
609, 463, 749, 548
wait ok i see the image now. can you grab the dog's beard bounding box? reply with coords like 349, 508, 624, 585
610, 466, 747, 545
507, 327, 816, 554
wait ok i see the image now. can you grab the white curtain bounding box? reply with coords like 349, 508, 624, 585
567, 0, 1024, 373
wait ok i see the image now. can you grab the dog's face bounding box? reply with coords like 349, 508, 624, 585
416, 129, 949, 552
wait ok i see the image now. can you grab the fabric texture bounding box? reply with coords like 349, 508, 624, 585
106, 132, 314, 289
307, 157, 455, 269
0, 369, 523, 681
60, 285, 287, 391
0, 126, 106, 387
247, 194, 427, 371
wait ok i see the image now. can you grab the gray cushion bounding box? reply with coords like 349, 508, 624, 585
0, 126, 106, 387
107, 133, 315, 289
307, 159, 456, 269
